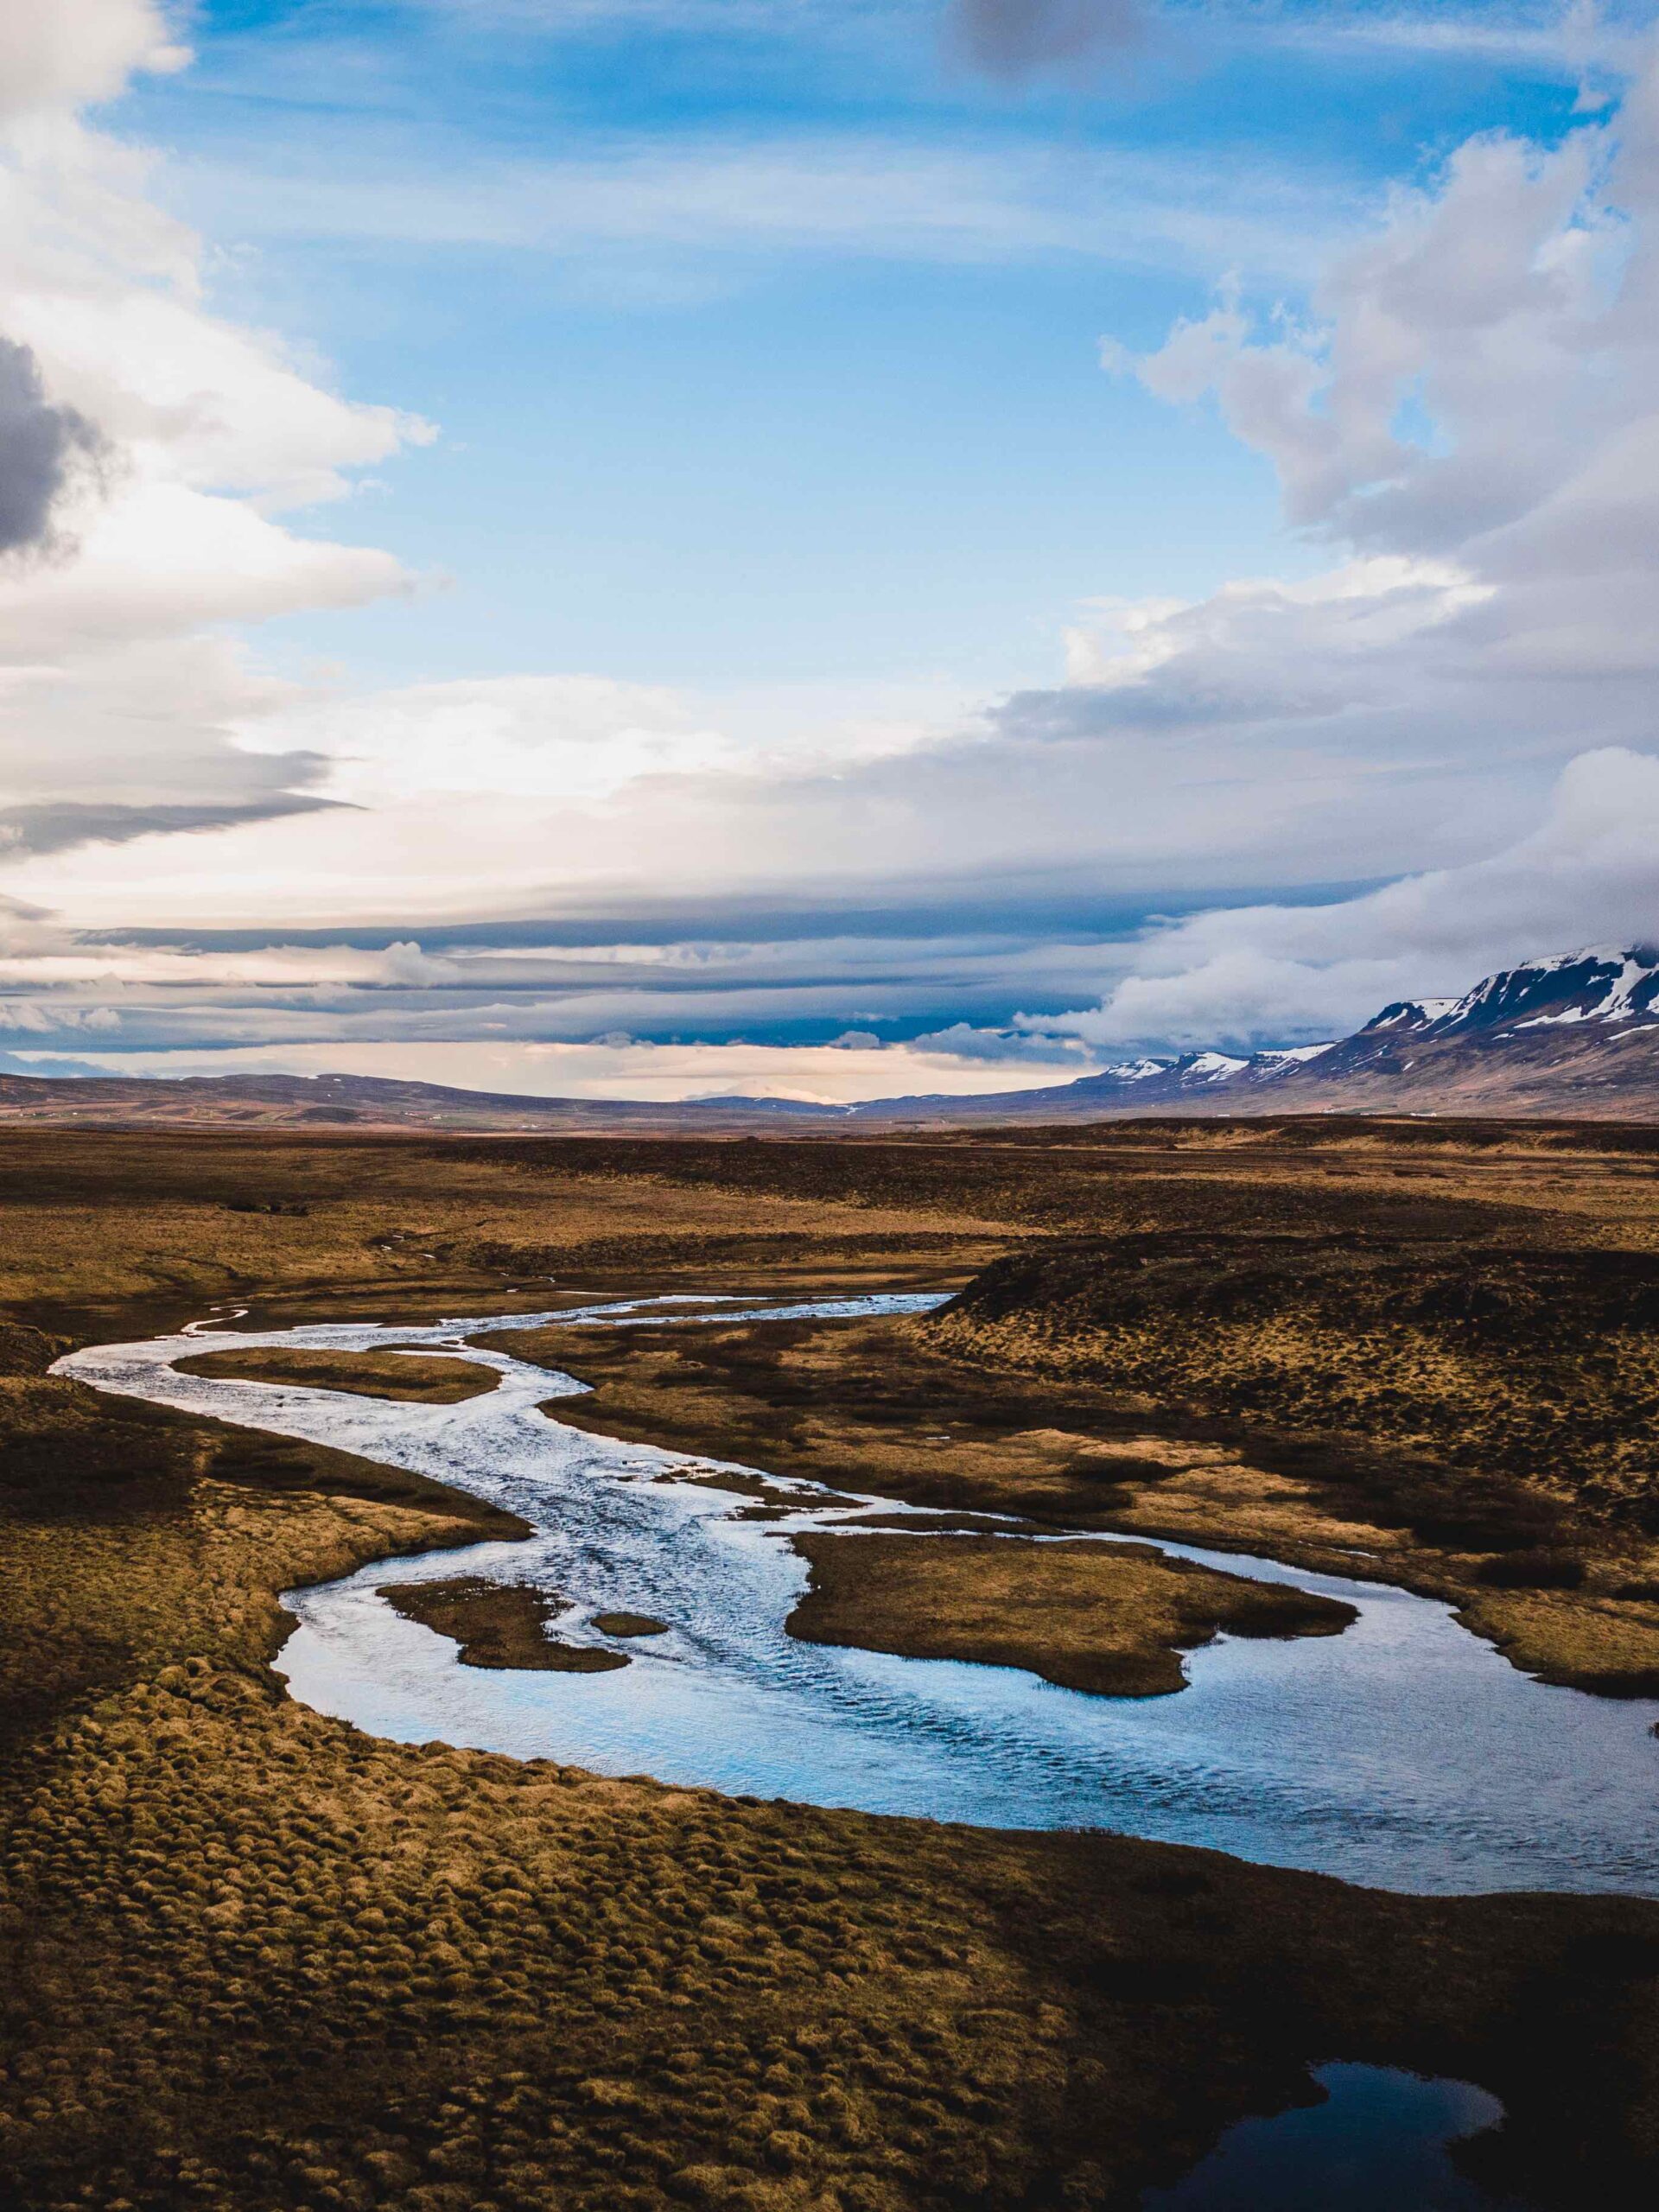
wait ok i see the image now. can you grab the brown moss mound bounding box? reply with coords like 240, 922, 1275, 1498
379, 1579, 630, 1671
787, 1534, 1355, 1697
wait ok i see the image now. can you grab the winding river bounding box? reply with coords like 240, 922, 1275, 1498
58, 1293, 1659, 1898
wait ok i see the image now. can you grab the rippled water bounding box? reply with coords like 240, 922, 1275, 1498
59, 1294, 1659, 1897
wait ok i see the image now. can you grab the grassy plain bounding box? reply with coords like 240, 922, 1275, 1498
3, 1121, 1659, 2209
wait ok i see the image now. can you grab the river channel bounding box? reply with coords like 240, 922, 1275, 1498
57, 1293, 1659, 1898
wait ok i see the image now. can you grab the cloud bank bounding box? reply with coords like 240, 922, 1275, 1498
0, 0, 188, 120
982, 35, 1659, 1054
1025, 747, 1659, 1053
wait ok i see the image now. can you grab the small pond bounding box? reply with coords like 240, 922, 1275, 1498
1140, 2063, 1533, 2210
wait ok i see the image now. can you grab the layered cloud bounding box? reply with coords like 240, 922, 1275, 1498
1022, 747, 1659, 1052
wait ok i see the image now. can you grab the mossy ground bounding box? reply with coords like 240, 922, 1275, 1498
9, 1652, 1659, 2212
5, 1123, 1659, 2208
508, 1263, 1659, 1697
931, 1236, 1659, 1693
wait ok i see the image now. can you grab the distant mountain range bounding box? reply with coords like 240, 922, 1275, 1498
849, 944, 1659, 1122
6, 944, 1659, 1130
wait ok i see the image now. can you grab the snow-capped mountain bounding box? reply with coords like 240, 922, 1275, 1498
1357, 948, 1659, 1043
844, 945, 1659, 1122
1261, 945, 1659, 1111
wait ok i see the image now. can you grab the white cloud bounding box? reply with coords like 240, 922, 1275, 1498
0, 1, 189, 122
1119, 128, 1629, 554
0, 485, 409, 658
0, 24, 431, 859
907, 1020, 1094, 1064
0, 995, 120, 1033
237, 675, 742, 810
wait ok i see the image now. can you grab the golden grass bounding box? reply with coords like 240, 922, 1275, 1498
0, 1128, 1007, 1325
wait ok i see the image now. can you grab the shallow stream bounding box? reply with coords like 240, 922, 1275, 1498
59, 1292, 1659, 1898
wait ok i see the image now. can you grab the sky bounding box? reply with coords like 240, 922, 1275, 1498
3, 0, 1659, 1101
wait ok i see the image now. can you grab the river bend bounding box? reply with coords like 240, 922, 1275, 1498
57, 1294, 1659, 1897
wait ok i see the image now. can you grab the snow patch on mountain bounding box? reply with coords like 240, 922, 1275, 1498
1362, 999, 1458, 1033
1254, 1042, 1338, 1067
1184, 1051, 1249, 1080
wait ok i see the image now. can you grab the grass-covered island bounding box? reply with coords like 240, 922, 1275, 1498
3, 1120, 1659, 2211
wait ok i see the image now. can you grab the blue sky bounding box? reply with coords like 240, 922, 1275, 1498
3, 2, 1659, 1098
128, 0, 1588, 690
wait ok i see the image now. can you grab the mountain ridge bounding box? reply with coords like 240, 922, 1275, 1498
838, 944, 1659, 1122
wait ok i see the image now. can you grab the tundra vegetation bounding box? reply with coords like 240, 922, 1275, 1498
3, 1121, 1659, 2210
